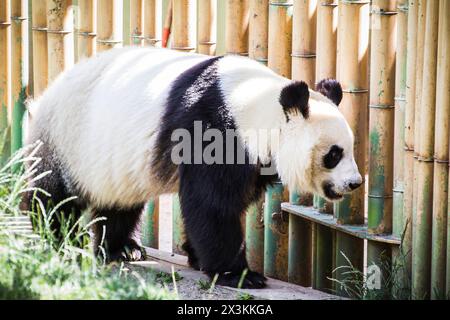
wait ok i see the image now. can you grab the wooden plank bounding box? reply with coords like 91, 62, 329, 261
282, 203, 401, 245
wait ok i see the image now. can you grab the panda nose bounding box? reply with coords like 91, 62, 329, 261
349, 182, 362, 190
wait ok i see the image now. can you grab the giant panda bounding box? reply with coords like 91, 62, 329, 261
22, 47, 362, 288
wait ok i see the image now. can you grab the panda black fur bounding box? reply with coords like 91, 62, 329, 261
22, 47, 361, 288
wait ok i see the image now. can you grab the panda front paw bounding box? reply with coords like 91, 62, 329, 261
106, 240, 146, 262
212, 270, 267, 289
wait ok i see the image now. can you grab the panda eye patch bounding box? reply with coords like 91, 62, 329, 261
323, 145, 343, 169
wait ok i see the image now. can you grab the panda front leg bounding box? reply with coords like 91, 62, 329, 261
178, 165, 266, 289
91, 204, 146, 262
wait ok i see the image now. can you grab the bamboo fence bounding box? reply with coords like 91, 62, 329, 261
0, 0, 448, 299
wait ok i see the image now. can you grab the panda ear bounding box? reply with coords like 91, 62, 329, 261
316, 79, 343, 106
279, 81, 310, 120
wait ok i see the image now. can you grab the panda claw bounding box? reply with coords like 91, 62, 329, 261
107, 241, 146, 262
213, 270, 267, 289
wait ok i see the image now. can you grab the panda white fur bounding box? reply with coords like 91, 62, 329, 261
23, 47, 362, 288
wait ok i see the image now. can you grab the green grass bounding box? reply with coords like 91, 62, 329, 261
0, 144, 176, 300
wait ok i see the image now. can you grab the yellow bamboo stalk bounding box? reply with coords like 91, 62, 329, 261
197, 0, 216, 55
97, 0, 123, 52
249, 0, 268, 64
10, 0, 28, 155
78, 0, 96, 59
31, 0, 47, 96
143, 0, 162, 47
0, 0, 11, 164
130, 0, 143, 46
47, 0, 74, 83
368, 0, 396, 234
402, 0, 418, 277
171, 0, 195, 52
431, 0, 449, 300
315, 0, 337, 80
334, 0, 369, 296
412, 0, 439, 300
267, 0, 292, 78
292, 0, 317, 87
225, 0, 249, 55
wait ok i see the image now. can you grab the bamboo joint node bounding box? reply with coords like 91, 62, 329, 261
434, 158, 449, 164
10, 16, 28, 21
342, 88, 368, 94
368, 194, 393, 199
321, 2, 338, 8
291, 53, 316, 59
340, 0, 370, 5
416, 156, 434, 163
0, 22, 12, 27
369, 104, 395, 109
47, 29, 72, 35
32, 27, 48, 32
96, 40, 123, 44
78, 31, 96, 37
370, 10, 397, 16
392, 188, 404, 194
269, 2, 293, 7
394, 96, 406, 102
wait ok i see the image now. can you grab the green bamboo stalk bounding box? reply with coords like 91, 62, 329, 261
0, 0, 11, 165
10, 0, 28, 168
141, 198, 159, 249
430, 0, 449, 300
245, 197, 264, 274
172, 193, 185, 255
288, 191, 312, 286
412, 0, 439, 300
264, 181, 288, 281
334, 0, 369, 297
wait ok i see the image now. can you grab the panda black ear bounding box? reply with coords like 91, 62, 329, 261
279, 81, 310, 120
316, 78, 343, 106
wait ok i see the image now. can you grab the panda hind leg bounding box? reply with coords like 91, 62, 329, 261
91, 204, 146, 262
178, 166, 266, 289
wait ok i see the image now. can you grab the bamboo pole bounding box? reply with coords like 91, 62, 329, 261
0, 0, 11, 164
142, 198, 159, 249
402, 0, 418, 282
312, 0, 337, 292
366, 0, 397, 297
97, 0, 123, 52
245, 196, 264, 274
143, 0, 162, 47
334, 0, 369, 296
249, 0, 268, 64
78, 0, 96, 59
391, 0, 408, 298
171, 0, 195, 52
47, 0, 74, 83
31, 0, 47, 97
130, 0, 143, 46
288, 193, 312, 286
225, 0, 249, 55
267, 0, 292, 78
197, 0, 216, 55
292, 0, 317, 87
412, 0, 439, 300
10, 0, 28, 159
245, 2, 269, 275
264, 182, 289, 281
430, 0, 449, 300
172, 193, 185, 255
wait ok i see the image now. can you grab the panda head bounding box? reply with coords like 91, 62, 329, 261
275, 79, 362, 201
